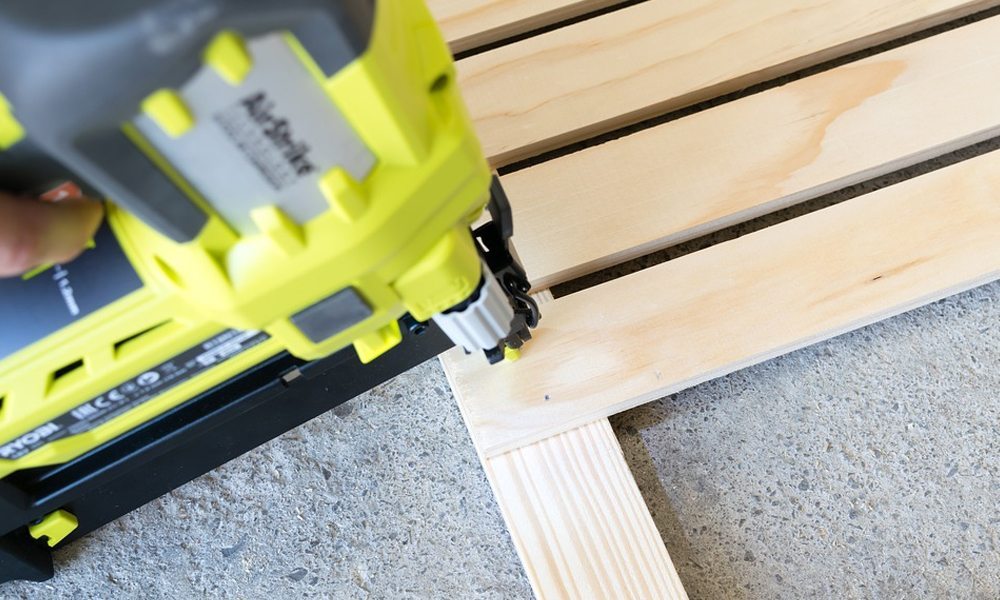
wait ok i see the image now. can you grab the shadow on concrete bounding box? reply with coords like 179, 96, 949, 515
611, 406, 747, 600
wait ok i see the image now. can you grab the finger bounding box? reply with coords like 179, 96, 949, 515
0, 193, 104, 277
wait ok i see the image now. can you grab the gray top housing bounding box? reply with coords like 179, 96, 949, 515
0, 0, 374, 241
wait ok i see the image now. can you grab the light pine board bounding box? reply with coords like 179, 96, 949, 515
444, 149, 1000, 456
457, 0, 1000, 166
502, 15, 1000, 290
481, 419, 688, 600
428, 0, 623, 54
444, 291, 687, 599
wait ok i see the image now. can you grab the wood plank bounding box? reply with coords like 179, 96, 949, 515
503, 15, 1000, 290
481, 419, 688, 600
458, 0, 1000, 166
444, 149, 1000, 457
429, 0, 624, 54
445, 290, 687, 598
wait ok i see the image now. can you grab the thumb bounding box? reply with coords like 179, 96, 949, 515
0, 192, 104, 278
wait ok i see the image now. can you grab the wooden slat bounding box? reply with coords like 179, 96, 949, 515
429, 0, 624, 54
481, 420, 688, 600
503, 15, 1000, 290
458, 0, 1000, 166
444, 149, 1000, 457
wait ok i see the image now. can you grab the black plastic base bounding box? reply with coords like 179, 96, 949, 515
0, 322, 452, 585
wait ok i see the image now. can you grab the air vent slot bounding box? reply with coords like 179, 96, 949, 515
114, 321, 171, 358
47, 358, 86, 394
52, 359, 84, 382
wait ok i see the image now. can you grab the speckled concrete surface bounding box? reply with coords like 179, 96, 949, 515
3, 365, 533, 599
5, 283, 996, 599
6, 51, 1000, 600
616, 281, 1000, 599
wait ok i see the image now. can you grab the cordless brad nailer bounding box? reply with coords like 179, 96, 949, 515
0, 0, 538, 581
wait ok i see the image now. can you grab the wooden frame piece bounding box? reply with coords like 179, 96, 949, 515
428, 0, 625, 53
479, 419, 687, 600
432, 3, 1000, 598
445, 292, 687, 599
458, 0, 1000, 165
500, 15, 1000, 289
446, 150, 1000, 456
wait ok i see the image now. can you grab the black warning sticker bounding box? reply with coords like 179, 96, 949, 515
0, 329, 269, 461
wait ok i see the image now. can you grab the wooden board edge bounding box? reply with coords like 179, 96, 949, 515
440, 1, 623, 54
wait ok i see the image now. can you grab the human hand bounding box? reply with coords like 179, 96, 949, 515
0, 192, 104, 277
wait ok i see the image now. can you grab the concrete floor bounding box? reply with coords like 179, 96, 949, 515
617, 281, 1000, 599
6, 9, 1000, 600
4, 280, 996, 599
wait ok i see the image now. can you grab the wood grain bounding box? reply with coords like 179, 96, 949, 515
444, 150, 1000, 456
429, 0, 624, 54
444, 291, 687, 598
458, 0, 1000, 166
481, 420, 688, 599
502, 15, 1000, 290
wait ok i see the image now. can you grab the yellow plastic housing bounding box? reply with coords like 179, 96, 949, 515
0, 92, 24, 149
28, 509, 79, 547
0, 0, 492, 478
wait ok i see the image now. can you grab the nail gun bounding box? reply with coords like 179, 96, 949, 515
0, 0, 538, 579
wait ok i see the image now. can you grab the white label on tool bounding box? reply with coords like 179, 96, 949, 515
133, 33, 375, 234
